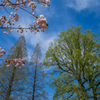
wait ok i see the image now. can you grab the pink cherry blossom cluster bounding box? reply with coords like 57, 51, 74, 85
0, 15, 6, 26
0, 13, 18, 34
28, 1, 36, 11
0, 0, 50, 34
4, 25, 12, 34
0, 47, 6, 57
40, 0, 50, 7
0, 15, 13, 34
4, 58, 25, 68
14, 12, 19, 21
34, 15, 48, 32
16, 24, 26, 34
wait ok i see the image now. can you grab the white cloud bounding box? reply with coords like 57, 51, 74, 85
11, 30, 58, 60
66, 0, 100, 12
35, 5, 55, 18
24, 31, 58, 57
47, 93, 54, 100
3, 3, 57, 60
11, 15, 58, 59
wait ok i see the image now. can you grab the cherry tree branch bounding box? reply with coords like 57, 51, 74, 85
0, 26, 35, 29
3, 6, 11, 15
18, 6, 32, 15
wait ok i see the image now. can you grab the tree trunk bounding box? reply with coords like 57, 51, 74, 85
32, 66, 37, 100
6, 67, 16, 100
89, 79, 97, 100
78, 78, 87, 99
93, 94, 97, 100
92, 83, 97, 100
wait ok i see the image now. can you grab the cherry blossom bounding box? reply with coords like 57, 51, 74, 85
34, 15, 48, 32
0, 47, 6, 57
40, 0, 50, 7
14, 12, 19, 21
0, 0, 50, 65
28, 1, 35, 7
6, 65, 10, 67
4, 58, 25, 68
0, 0, 50, 34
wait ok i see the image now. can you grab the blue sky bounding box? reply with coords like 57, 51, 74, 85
0, 0, 100, 99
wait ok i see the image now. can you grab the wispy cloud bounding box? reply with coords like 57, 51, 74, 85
24, 31, 58, 57
47, 93, 54, 100
35, 5, 55, 18
9, 9, 59, 59
1, 1, 57, 61
11, 30, 58, 60
65, 0, 100, 12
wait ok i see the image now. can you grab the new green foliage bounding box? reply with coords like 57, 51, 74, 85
44, 26, 100, 100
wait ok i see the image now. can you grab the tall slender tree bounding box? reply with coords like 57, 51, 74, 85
27, 43, 48, 100
0, 36, 29, 100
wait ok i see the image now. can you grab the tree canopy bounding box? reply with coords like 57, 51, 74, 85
27, 43, 48, 100
0, 35, 28, 100
44, 26, 100, 100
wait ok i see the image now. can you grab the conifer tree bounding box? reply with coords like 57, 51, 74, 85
27, 43, 48, 100
0, 36, 28, 100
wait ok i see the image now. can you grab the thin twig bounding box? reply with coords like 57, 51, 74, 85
18, 6, 32, 15
0, 59, 3, 60
0, 0, 40, 6
0, 27, 34, 29
3, 6, 11, 15
7, 0, 32, 15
